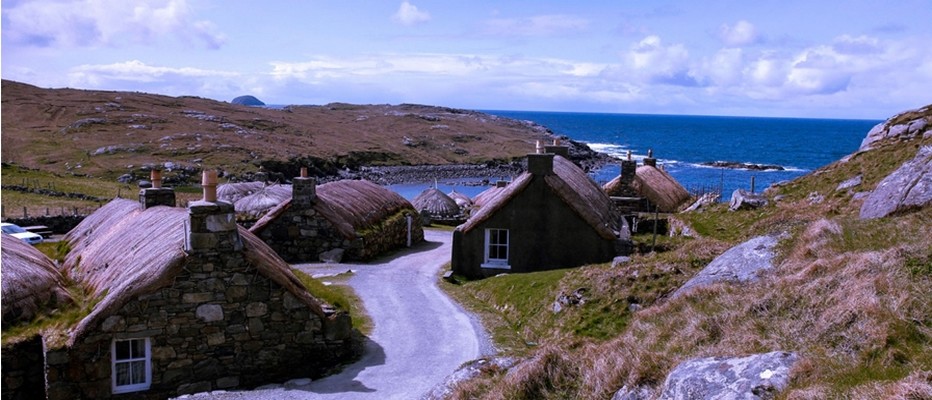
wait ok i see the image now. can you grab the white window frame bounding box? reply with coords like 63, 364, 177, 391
111, 337, 152, 394
482, 228, 510, 269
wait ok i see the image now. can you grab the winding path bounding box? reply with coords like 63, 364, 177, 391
197, 230, 492, 400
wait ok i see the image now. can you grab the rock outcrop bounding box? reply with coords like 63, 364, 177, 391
673, 235, 779, 298
859, 105, 931, 151
423, 357, 518, 400
729, 189, 768, 211
658, 351, 799, 400
859, 145, 932, 219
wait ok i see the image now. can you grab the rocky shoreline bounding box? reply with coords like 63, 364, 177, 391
700, 161, 786, 171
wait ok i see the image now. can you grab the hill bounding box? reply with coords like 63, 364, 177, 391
0, 80, 607, 185
441, 105, 932, 399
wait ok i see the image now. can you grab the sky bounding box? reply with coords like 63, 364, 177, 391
2, 0, 931, 119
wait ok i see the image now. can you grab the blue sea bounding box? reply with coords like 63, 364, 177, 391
389, 111, 881, 201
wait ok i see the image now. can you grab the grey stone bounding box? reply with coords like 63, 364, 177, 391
674, 235, 779, 298
806, 191, 824, 205
658, 351, 799, 400
611, 256, 632, 268
684, 192, 720, 212
319, 248, 345, 263
177, 381, 212, 395
860, 145, 932, 219
101, 315, 125, 332
196, 304, 224, 322
423, 357, 518, 400
729, 189, 768, 211
836, 175, 862, 191
860, 113, 928, 151
284, 378, 313, 387
246, 302, 268, 317
612, 385, 654, 400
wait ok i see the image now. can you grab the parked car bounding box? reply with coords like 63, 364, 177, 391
1, 222, 44, 245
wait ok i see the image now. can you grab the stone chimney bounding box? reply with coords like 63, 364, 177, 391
643, 148, 657, 167
495, 179, 509, 188
186, 170, 242, 254
292, 167, 317, 209
620, 150, 637, 186
544, 138, 570, 158
527, 153, 555, 175
139, 169, 175, 209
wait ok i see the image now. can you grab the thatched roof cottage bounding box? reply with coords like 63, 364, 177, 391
603, 151, 691, 213
452, 147, 630, 279
413, 188, 464, 225
471, 180, 509, 210
19, 171, 356, 400
250, 169, 424, 262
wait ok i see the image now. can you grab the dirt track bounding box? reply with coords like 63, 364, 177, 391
188, 229, 492, 400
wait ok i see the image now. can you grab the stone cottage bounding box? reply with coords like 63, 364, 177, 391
249, 169, 424, 262
603, 150, 691, 213
452, 146, 630, 279
27, 171, 356, 399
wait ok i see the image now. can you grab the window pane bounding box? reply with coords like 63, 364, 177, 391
115, 341, 130, 360
131, 339, 145, 358
130, 361, 146, 384
115, 363, 130, 386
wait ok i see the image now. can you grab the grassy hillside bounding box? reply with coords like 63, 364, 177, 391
442, 127, 932, 398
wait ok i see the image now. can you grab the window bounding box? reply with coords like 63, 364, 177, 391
112, 338, 151, 394
483, 228, 510, 269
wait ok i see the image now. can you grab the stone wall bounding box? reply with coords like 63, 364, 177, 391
356, 210, 424, 260
1, 215, 84, 234
256, 206, 357, 263
1, 335, 45, 400
45, 251, 356, 399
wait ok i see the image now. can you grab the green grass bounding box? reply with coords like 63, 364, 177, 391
1, 282, 100, 348
292, 269, 372, 335
34, 241, 72, 263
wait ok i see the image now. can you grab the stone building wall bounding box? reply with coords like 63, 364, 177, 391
356, 210, 424, 260
255, 207, 357, 263
1, 335, 46, 400
45, 252, 355, 399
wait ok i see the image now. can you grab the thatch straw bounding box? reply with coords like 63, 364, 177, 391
251, 179, 417, 239
603, 165, 691, 212
471, 185, 506, 209
460, 156, 619, 239
217, 181, 265, 203
413, 188, 461, 219
234, 183, 292, 217
448, 189, 473, 208
1, 233, 73, 325
63, 198, 326, 344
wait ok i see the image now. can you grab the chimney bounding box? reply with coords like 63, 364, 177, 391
186, 170, 242, 254
544, 138, 570, 158
527, 153, 555, 175
139, 169, 175, 209
292, 166, 317, 209
620, 150, 637, 186
495, 179, 509, 188
643, 148, 657, 167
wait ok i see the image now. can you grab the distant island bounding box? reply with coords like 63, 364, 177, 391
231, 95, 266, 106
700, 161, 785, 171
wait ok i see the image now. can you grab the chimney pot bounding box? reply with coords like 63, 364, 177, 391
151, 169, 162, 189
300, 167, 308, 178
536, 140, 543, 154
202, 170, 218, 202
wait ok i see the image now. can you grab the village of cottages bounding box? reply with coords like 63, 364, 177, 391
2, 140, 693, 399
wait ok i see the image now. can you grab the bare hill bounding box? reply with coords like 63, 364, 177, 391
1, 80, 604, 183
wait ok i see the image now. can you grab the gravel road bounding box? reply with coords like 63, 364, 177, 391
186, 229, 493, 400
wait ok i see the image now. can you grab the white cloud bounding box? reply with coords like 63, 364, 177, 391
2, 0, 226, 49
392, 1, 431, 26
717, 20, 760, 47
625, 36, 698, 86
482, 14, 588, 37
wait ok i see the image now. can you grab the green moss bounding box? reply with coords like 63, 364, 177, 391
34, 241, 71, 263
291, 269, 372, 335
1, 282, 100, 348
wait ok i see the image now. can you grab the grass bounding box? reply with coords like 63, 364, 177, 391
292, 269, 372, 335
1, 279, 100, 348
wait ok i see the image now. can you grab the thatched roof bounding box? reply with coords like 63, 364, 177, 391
233, 183, 292, 217
217, 181, 266, 203
460, 156, 618, 240
412, 188, 461, 218
1, 233, 73, 325
603, 165, 691, 212
447, 189, 473, 208
62, 198, 326, 345
471, 185, 507, 209
250, 179, 417, 239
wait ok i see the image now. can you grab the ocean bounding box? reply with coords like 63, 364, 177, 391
389, 111, 881, 201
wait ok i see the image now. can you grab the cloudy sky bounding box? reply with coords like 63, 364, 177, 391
3, 0, 931, 119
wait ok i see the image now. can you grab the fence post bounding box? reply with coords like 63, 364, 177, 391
23, 207, 28, 218
751, 175, 756, 194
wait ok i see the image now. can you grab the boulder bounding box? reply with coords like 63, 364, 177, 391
729, 189, 768, 211
319, 248, 345, 263
423, 357, 518, 400
835, 175, 862, 192
684, 192, 720, 212
659, 351, 799, 400
612, 385, 654, 400
231, 95, 265, 106
860, 145, 932, 219
859, 106, 930, 151
673, 235, 779, 298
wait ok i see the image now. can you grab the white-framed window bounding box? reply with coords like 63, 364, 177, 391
112, 337, 151, 394
482, 228, 510, 269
